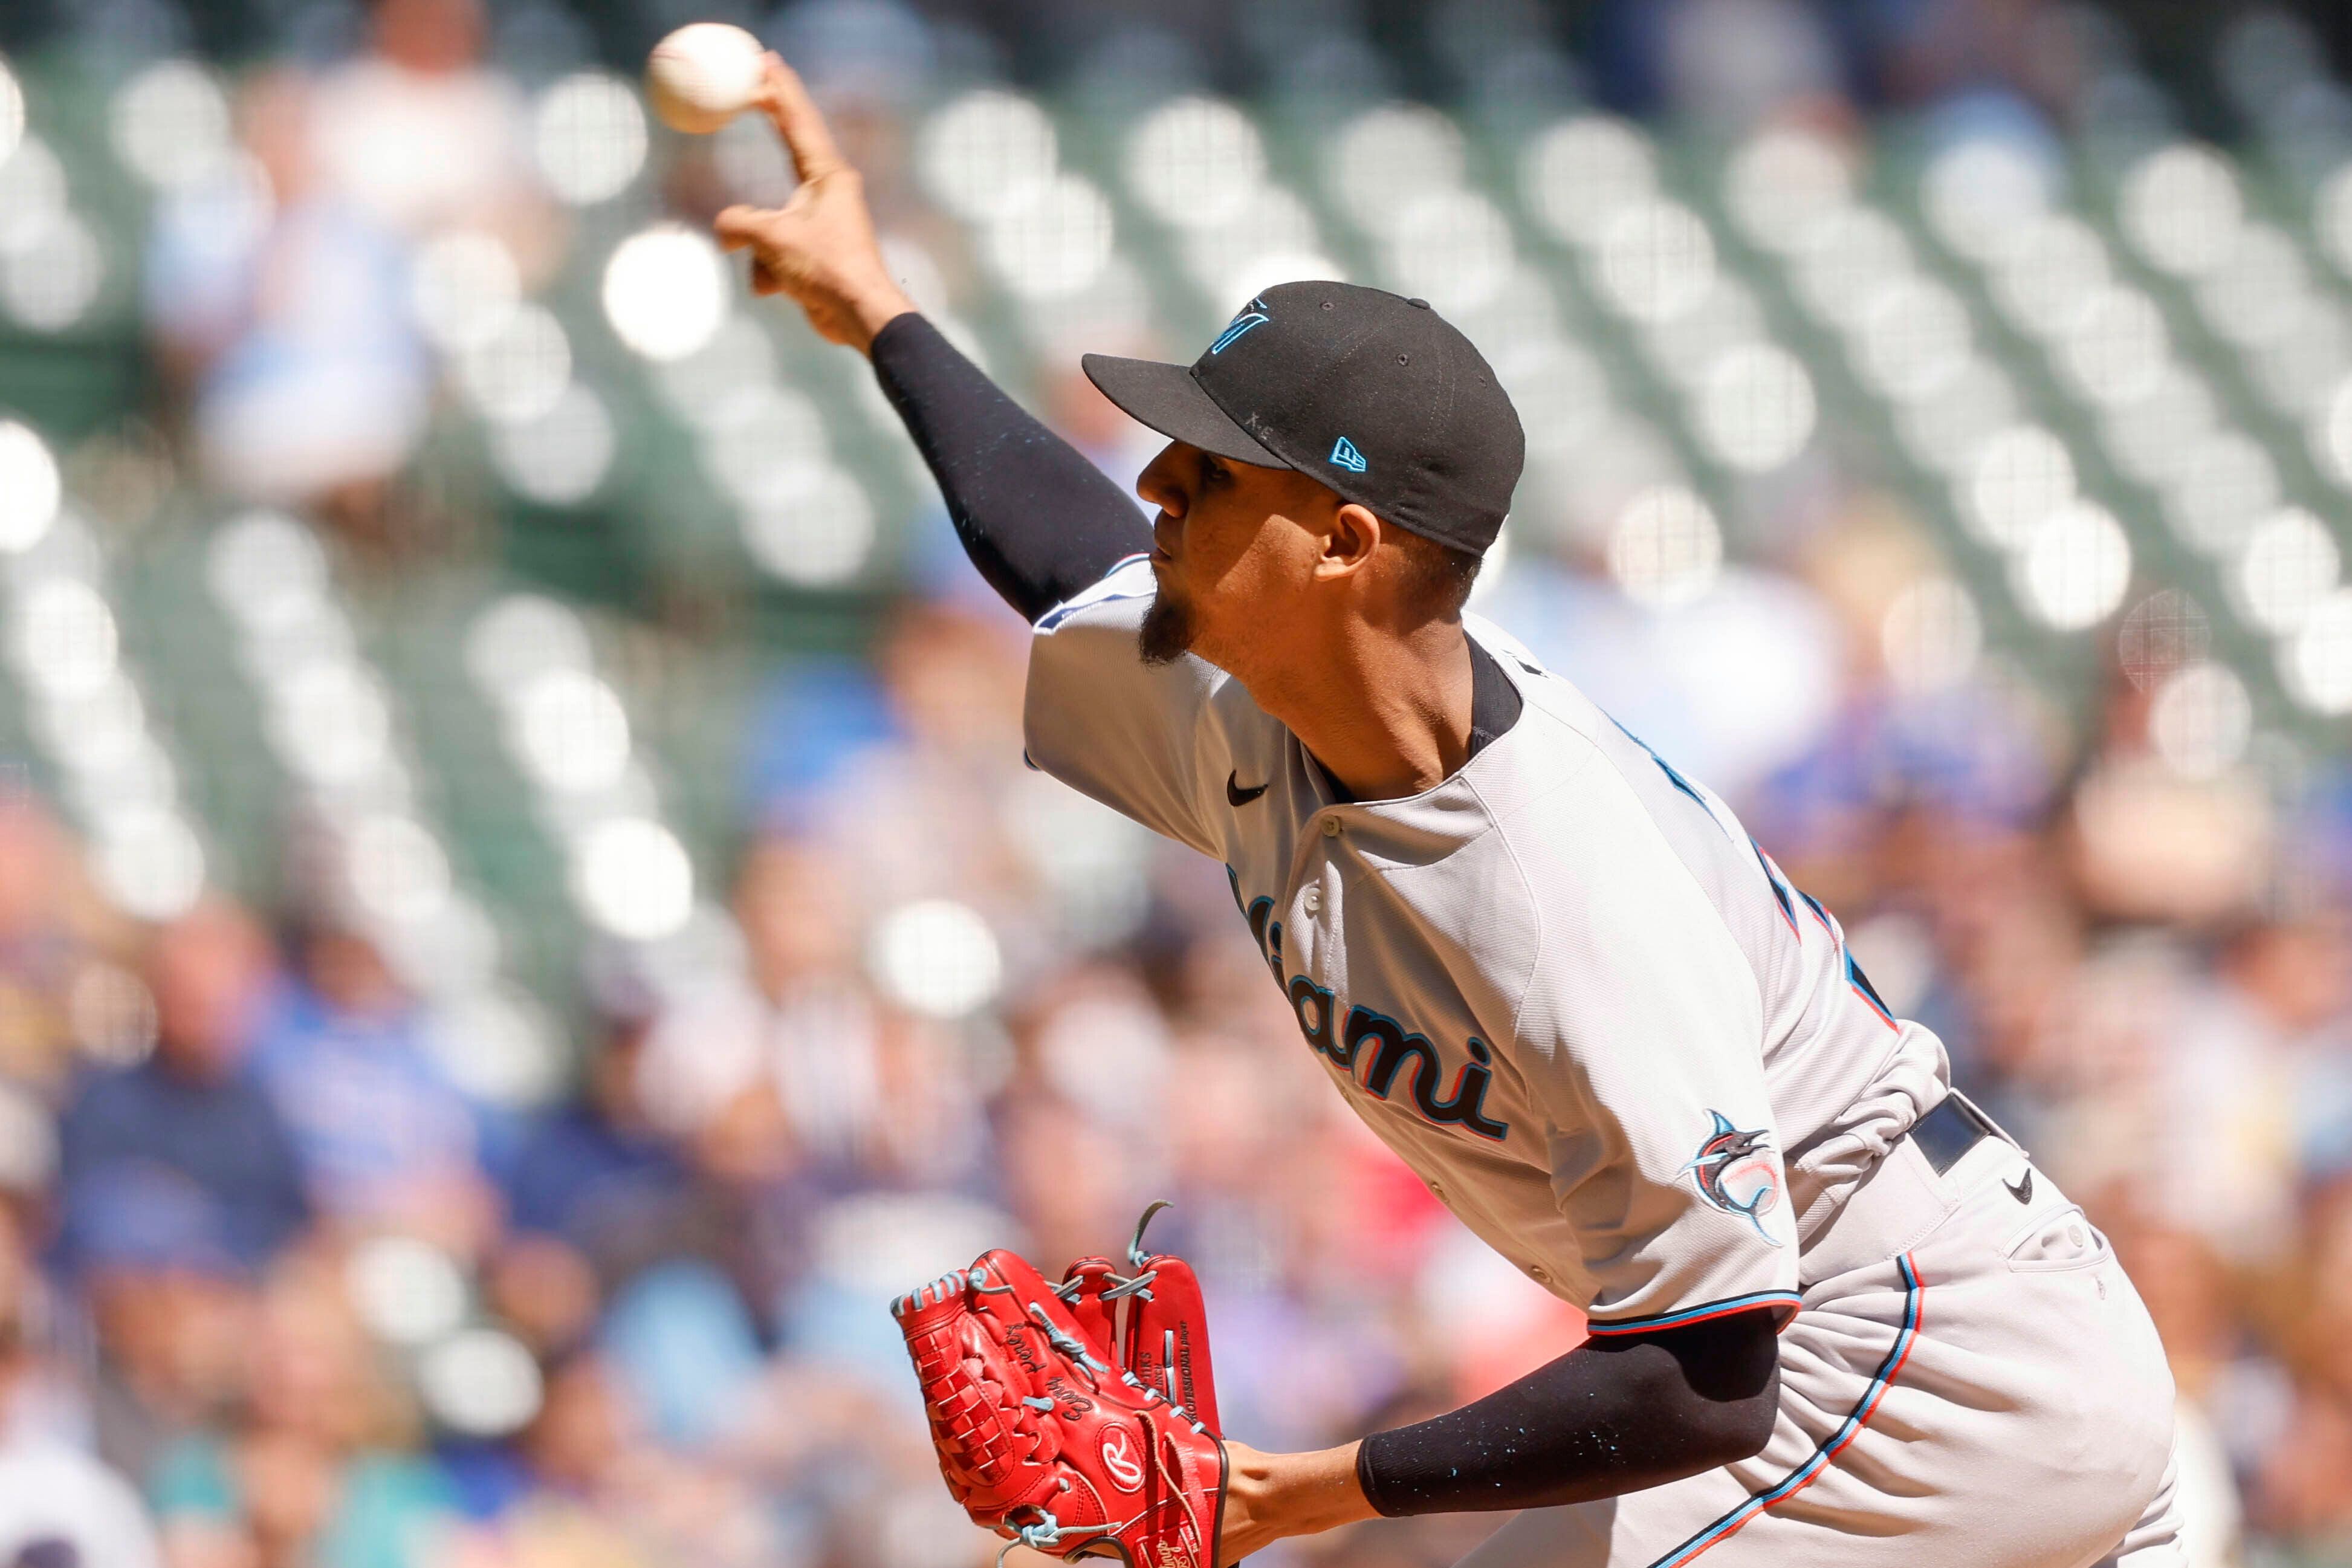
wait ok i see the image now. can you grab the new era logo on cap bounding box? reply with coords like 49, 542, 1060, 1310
1080, 282, 1526, 558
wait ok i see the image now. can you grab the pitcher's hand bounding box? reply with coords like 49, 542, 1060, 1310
713, 55, 915, 354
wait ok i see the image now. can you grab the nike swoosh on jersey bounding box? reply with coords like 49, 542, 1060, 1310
1225, 772, 1269, 806
2004, 1171, 2033, 1204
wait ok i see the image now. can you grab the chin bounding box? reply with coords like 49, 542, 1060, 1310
1138, 585, 1197, 667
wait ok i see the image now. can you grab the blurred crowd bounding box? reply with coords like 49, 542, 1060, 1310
18, 495, 2352, 1568
1, 0, 2350, 1566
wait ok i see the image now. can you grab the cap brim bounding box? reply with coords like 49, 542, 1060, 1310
1081, 355, 1291, 469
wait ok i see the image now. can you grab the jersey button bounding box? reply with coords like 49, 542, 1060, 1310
1320, 815, 1341, 838
1302, 887, 1321, 914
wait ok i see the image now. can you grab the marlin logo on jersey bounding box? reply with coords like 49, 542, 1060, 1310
1209, 298, 1271, 354
1681, 1112, 1784, 1243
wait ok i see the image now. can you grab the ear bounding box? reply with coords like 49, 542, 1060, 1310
1314, 502, 1383, 582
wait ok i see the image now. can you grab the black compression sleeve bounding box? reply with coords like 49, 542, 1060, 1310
1355, 1310, 1781, 1517
869, 313, 1155, 623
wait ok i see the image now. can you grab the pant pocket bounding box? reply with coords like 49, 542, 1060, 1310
2002, 1204, 2113, 1272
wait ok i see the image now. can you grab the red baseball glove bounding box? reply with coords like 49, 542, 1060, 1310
1054, 1202, 1220, 1433
893, 1212, 1226, 1566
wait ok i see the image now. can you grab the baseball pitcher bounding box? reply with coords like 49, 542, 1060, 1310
714, 56, 2184, 1568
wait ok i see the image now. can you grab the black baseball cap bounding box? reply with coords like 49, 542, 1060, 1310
1081, 281, 1524, 557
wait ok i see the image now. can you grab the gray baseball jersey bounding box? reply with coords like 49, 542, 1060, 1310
1024, 556, 1951, 1333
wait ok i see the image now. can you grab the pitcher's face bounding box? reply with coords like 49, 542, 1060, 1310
1133, 440, 1335, 670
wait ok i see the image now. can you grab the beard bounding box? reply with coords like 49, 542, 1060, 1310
1138, 581, 1198, 667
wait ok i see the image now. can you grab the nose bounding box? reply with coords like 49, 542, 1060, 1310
1136, 442, 1187, 519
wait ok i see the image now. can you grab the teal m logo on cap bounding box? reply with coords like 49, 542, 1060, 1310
1209, 297, 1270, 354
1329, 436, 1367, 473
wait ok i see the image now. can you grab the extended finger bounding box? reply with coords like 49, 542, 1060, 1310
754, 53, 846, 183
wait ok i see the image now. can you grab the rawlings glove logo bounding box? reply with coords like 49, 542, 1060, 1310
1100, 1425, 1145, 1492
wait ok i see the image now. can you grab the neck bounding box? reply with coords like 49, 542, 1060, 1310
1247, 617, 1476, 802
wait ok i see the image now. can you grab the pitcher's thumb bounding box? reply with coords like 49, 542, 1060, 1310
713, 206, 768, 250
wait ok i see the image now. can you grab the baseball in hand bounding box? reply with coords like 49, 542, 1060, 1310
646, 23, 765, 135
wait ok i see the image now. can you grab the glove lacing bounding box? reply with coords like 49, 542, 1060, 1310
1044, 1202, 1207, 1434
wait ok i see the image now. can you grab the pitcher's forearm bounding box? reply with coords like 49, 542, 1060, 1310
1217, 1309, 1780, 1562
1356, 1312, 1780, 1517
868, 313, 1153, 620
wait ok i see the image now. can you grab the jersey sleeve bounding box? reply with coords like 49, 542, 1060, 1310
1023, 556, 1226, 856
1515, 780, 1801, 1333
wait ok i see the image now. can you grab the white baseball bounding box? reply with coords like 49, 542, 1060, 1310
646, 23, 765, 135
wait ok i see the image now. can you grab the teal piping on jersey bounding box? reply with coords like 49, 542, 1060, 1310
1619, 719, 1904, 1034
1031, 552, 1152, 632
1748, 837, 1800, 938
1583, 1289, 1801, 1337
1845, 952, 1899, 1030
1645, 1254, 1923, 1568
1788, 883, 1901, 1035
1608, 717, 1731, 841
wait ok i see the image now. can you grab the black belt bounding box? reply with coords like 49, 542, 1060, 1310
1905, 1091, 2000, 1176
